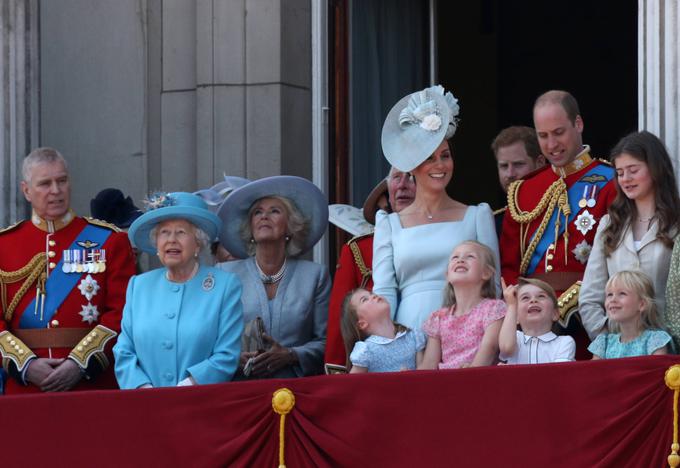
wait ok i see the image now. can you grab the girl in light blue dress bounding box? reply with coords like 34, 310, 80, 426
341, 288, 426, 373
589, 270, 671, 359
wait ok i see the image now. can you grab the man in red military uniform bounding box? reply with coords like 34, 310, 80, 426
500, 91, 616, 357
0, 147, 136, 394
325, 167, 415, 367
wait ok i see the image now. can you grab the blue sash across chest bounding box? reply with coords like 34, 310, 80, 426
19, 224, 112, 329
526, 164, 614, 276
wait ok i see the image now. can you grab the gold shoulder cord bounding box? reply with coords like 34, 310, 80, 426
85, 217, 121, 233
348, 240, 371, 288
507, 178, 570, 275
0, 253, 46, 321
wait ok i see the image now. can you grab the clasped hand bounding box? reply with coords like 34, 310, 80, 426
25, 357, 82, 392
239, 334, 295, 377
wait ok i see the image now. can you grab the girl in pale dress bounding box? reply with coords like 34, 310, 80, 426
420, 241, 506, 369
340, 288, 426, 373
373, 85, 499, 331
589, 270, 671, 359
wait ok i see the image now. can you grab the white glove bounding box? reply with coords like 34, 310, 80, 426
176, 376, 195, 387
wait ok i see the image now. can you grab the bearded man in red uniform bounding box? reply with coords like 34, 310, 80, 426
325, 167, 416, 367
500, 91, 616, 356
0, 147, 135, 393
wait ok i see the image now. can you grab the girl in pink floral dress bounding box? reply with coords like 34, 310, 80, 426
420, 241, 506, 369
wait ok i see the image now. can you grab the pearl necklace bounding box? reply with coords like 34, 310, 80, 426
166, 262, 199, 283
255, 258, 287, 284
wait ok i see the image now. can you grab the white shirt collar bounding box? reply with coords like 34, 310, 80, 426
366, 329, 408, 345
522, 331, 557, 344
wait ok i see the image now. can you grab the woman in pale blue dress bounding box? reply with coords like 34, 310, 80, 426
373, 86, 500, 330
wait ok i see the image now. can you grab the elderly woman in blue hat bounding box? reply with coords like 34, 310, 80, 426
218, 176, 330, 379
113, 192, 243, 388
373, 85, 500, 330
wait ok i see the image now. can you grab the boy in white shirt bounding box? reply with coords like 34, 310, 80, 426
499, 277, 575, 364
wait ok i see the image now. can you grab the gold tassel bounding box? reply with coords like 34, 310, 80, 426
272, 388, 296, 468
665, 365, 680, 467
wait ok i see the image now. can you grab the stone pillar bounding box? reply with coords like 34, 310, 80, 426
639, 0, 680, 176
0, 0, 39, 226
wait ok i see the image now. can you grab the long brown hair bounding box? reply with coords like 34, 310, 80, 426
339, 288, 407, 369
603, 131, 680, 256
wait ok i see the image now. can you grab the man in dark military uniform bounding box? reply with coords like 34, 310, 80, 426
324, 167, 415, 367
500, 91, 616, 358
0, 147, 136, 393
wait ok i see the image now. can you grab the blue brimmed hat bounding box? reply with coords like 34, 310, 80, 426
381, 85, 460, 172
193, 175, 251, 213
218, 176, 328, 259
128, 192, 221, 254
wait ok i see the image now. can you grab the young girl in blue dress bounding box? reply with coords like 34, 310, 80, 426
589, 270, 672, 359
341, 288, 426, 373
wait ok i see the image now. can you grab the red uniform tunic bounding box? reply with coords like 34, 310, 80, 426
325, 234, 373, 366
501, 154, 616, 293
0, 212, 135, 393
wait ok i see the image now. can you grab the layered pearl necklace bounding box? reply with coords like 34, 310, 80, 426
255, 258, 287, 284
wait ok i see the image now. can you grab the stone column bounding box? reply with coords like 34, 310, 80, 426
0, 0, 39, 226
639, 0, 680, 176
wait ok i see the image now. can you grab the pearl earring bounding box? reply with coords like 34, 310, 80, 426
250, 238, 255, 244
285, 235, 291, 241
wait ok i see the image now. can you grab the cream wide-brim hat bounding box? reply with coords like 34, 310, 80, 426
218, 176, 328, 259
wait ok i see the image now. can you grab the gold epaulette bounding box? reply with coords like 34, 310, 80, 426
347, 235, 371, 288
493, 206, 507, 216
85, 217, 121, 233
597, 158, 611, 166
0, 220, 22, 235
69, 325, 117, 369
346, 232, 373, 245
557, 281, 581, 327
0, 331, 36, 371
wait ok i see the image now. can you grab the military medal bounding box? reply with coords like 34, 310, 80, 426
99, 249, 107, 272
74, 250, 84, 273
572, 240, 592, 264
578, 186, 588, 209
586, 185, 598, 208
62, 250, 72, 273
78, 274, 100, 300
202, 273, 215, 291
575, 210, 596, 235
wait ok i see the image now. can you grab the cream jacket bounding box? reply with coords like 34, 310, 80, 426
579, 215, 674, 339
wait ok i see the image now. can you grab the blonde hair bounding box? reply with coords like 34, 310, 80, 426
442, 240, 497, 307
340, 288, 407, 369
239, 195, 310, 257
605, 270, 665, 333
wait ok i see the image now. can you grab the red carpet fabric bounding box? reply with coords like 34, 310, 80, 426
1, 355, 677, 467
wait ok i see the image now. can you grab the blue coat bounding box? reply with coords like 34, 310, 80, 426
218, 257, 330, 377
113, 265, 243, 389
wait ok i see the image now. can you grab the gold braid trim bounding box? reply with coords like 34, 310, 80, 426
507, 178, 570, 275
348, 240, 371, 288
69, 325, 117, 369
0, 253, 47, 322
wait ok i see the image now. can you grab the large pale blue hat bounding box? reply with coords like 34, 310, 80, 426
128, 192, 221, 254
381, 85, 460, 172
193, 175, 251, 213
218, 176, 328, 259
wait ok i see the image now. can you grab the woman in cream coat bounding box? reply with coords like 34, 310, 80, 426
579, 131, 680, 340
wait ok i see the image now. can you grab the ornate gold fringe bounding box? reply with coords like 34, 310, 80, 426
665, 365, 680, 467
